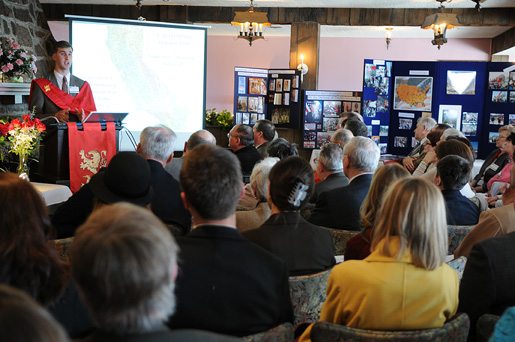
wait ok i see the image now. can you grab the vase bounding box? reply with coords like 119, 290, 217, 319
17, 153, 30, 181
1, 74, 24, 83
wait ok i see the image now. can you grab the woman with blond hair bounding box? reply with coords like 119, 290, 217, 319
300, 178, 458, 341
345, 163, 410, 260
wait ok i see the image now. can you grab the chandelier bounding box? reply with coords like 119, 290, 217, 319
231, 0, 271, 46
421, 0, 461, 49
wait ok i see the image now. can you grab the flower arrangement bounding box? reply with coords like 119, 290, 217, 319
0, 114, 45, 178
0, 37, 37, 80
205, 108, 234, 129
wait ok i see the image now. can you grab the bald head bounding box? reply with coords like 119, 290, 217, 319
186, 130, 216, 153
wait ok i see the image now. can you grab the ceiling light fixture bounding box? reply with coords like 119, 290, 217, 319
385, 27, 393, 50
231, 0, 271, 46
135, 0, 146, 21
421, 0, 461, 49
471, 0, 486, 11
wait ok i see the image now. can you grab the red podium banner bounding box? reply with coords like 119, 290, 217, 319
67, 122, 116, 192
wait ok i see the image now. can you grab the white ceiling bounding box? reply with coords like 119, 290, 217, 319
39, 0, 515, 8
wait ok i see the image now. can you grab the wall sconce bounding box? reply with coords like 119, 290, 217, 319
297, 54, 309, 83
385, 28, 393, 50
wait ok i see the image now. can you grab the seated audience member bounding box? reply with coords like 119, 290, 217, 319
165, 129, 216, 181
435, 155, 479, 225
169, 144, 293, 336
440, 127, 466, 142
253, 119, 276, 159
490, 306, 515, 341
454, 151, 515, 258
345, 164, 410, 261
412, 123, 451, 177
337, 111, 363, 129
236, 158, 278, 230
486, 132, 514, 196
137, 126, 191, 233
0, 173, 91, 337
0, 285, 68, 342
330, 128, 353, 149
311, 143, 348, 203
300, 178, 458, 341
471, 125, 512, 192
402, 117, 437, 173
228, 124, 261, 176
71, 203, 234, 342
344, 118, 368, 137
309, 137, 380, 230
267, 137, 298, 159
52, 152, 153, 238
243, 157, 335, 276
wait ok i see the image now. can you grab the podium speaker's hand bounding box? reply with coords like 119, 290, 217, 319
55, 109, 70, 122
77, 108, 85, 122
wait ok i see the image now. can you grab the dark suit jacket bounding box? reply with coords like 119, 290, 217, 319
233, 145, 261, 176
459, 231, 515, 340
308, 173, 373, 230
76, 325, 241, 342
169, 225, 293, 337
243, 212, 335, 276
310, 172, 349, 203
29, 73, 85, 119
147, 160, 191, 233
442, 189, 479, 226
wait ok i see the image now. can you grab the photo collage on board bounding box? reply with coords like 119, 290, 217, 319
302, 91, 362, 149
235, 74, 267, 125
268, 72, 300, 125
487, 71, 514, 145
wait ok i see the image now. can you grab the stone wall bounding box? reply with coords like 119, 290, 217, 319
0, 0, 53, 115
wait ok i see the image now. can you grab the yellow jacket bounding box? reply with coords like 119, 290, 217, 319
300, 237, 459, 341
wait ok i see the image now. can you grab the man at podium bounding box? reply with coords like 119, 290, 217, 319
29, 41, 96, 122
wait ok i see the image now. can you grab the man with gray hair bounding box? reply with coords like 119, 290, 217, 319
330, 128, 354, 149
137, 126, 191, 234
403, 116, 437, 172
72, 203, 234, 341
309, 137, 380, 230
165, 129, 216, 181
311, 143, 349, 203
228, 124, 261, 176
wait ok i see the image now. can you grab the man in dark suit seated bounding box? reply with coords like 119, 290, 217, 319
72, 203, 236, 342
137, 126, 191, 234
311, 142, 349, 203
253, 119, 276, 159
228, 124, 261, 177
308, 137, 380, 230
169, 144, 293, 336
435, 155, 479, 226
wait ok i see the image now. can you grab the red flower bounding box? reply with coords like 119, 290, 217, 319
35, 119, 46, 132
9, 118, 21, 130
22, 114, 31, 122
0, 123, 9, 136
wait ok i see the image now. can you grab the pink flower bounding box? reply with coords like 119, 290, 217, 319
1, 65, 9, 73
11, 42, 20, 49
15, 59, 23, 66
7, 63, 13, 70
20, 52, 27, 58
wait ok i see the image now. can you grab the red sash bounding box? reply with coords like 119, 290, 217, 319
67, 122, 116, 193
31, 78, 97, 115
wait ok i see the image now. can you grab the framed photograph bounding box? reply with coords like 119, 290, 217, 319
284, 79, 291, 92
323, 117, 339, 132
399, 118, 413, 130
509, 114, 515, 125
363, 100, 376, 118
292, 89, 299, 102
394, 136, 408, 148
438, 104, 462, 129
273, 93, 282, 105
258, 114, 265, 121
242, 112, 250, 125
235, 112, 243, 124
305, 100, 323, 123
269, 79, 275, 91
275, 79, 283, 92
352, 102, 361, 114
271, 108, 280, 124
283, 92, 290, 106
366, 125, 373, 136
237, 96, 248, 112
488, 72, 509, 89
379, 125, 389, 136
489, 131, 499, 143
343, 102, 352, 112
316, 132, 331, 148
278, 108, 290, 124
376, 96, 389, 113
250, 113, 258, 125
510, 92, 515, 103
489, 113, 505, 125
379, 143, 388, 154
292, 75, 299, 89
446, 70, 476, 95
304, 123, 317, 131
393, 76, 433, 111
462, 112, 478, 125
323, 101, 342, 117
492, 91, 508, 103
238, 77, 246, 94
248, 77, 267, 95
248, 97, 264, 113
462, 123, 477, 136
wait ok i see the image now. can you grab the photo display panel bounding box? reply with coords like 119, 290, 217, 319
69, 15, 208, 151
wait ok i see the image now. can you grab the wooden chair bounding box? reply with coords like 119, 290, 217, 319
322, 228, 360, 256
310, 313, 470, 342
447, 225, 474, 254
446, 256, 467, 280
243, 322, 294, 342
52, 237, 74, 263
289, 269, 331, 327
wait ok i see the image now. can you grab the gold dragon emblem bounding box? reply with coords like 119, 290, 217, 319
79, 149, 108, 183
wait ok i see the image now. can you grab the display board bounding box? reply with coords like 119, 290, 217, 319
233, 67, 302, 128
302, 90, 362, 149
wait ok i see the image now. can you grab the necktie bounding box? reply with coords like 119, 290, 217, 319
62, 76, 69, 94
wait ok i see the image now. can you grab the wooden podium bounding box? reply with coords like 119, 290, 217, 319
33, 122, 122, 184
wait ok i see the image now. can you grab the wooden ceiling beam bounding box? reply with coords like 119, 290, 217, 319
41, 4, 515, 26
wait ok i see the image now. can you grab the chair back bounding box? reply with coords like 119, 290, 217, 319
289, 269, 331, 327
476, 314, 500, 342
323, 228, 360, 255
446, 256, 467, 280
243, 322, 294, 342
447, 225, 474, 254
52, 237, 74, 263
311, 313, 470, 342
